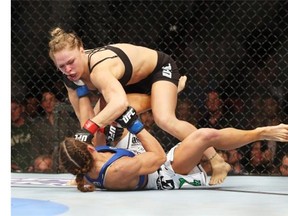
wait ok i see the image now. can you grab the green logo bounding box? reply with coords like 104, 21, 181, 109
179, 177, 201, 188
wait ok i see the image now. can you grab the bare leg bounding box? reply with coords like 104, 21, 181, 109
172, 124, 288, 182
126, 75, 186, 114
178, 76, 230, 184
210, 124, 288, 149
152, 81, 230, 186
208, 123, 288, 184
204, 148, 231, 185
163, 121, 231, 185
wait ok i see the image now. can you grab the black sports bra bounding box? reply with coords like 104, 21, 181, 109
87, 45, 133, 86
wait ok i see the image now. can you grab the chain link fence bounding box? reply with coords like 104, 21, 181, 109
11, 0, 288, 175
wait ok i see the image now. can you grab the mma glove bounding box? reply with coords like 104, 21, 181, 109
103, 125, 124, 143
74, 119, 100, 144
75, 119, 124, 145
116, 106, 144, 134
74, 129, 94, 144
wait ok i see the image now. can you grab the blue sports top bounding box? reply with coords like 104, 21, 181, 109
84, 146, 146, 189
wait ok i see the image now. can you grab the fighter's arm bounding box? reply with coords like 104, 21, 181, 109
133, 129, 166, 174
111, 128, 166, 176
92, 75, 187, 145
66, 85, 94, 127
78, 63, 187, 140
88, 67, 187, 127
88, 66, 128, 128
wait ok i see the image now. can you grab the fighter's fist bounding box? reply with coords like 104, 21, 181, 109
116, 106, 144, 134
74, 129, 94, 144
103, 125, 124, 143
75, 119, 100, 144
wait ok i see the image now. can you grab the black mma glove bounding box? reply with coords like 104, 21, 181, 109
102, 125, 124, 143
74, 129, 94, 144
74, 119, 100, 144
116, 106, 144, 134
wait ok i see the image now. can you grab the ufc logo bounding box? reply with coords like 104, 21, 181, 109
75, 134, 88, 142
162, 63, 172, 78
108, 126, 116, 139
122, 108, 136, 123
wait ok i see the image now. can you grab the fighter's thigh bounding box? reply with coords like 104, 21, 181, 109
151, 81, 178, 117
171, 132, 208, 174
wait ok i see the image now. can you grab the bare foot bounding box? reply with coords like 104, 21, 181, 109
259, 123, 288, 142
209, 154, 231, 186
177, 75, 187, 93
66, 179, 77, 186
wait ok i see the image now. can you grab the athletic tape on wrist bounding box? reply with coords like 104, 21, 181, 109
98, 127, 105, 133
128, 119, 144, 134
83, 119, 100, 134
76, 85, 89, 98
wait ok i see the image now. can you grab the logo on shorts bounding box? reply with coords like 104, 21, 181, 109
131, 136, 140, 144
162, 63, 172, 78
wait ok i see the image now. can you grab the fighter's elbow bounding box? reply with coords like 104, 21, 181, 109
161, 154, 167, 164
157, 154, 167, 167
117, 98, 130, 112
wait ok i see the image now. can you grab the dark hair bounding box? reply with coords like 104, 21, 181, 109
48, 27, 83, 61
59, 137, 95, 192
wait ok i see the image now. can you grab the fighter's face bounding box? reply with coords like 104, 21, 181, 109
54, 47, 85, 81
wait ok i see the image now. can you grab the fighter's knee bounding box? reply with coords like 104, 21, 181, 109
194, 128, 219, 143
153, 115, 174, 130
